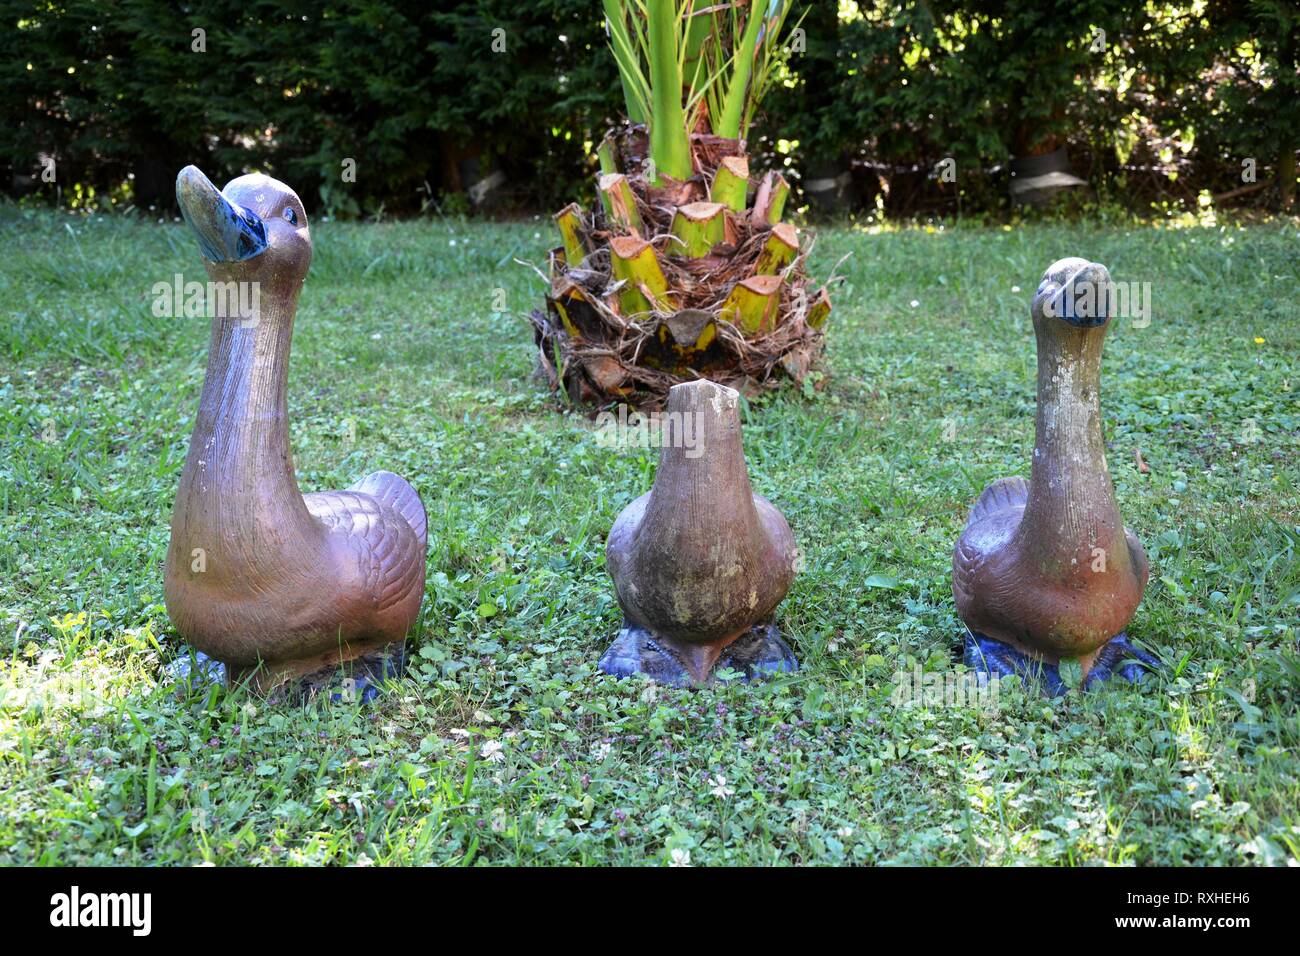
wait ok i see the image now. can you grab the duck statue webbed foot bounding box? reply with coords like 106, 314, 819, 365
952, 258, 1162, 695
163, 167, 428, 701
168, 644, 406, 704
963, 630, 1159, 697
600, 380, 799, 687
600, 621, 797, 689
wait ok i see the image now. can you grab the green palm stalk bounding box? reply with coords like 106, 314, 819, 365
714, 0, 767, 138
646, 0, 692, 183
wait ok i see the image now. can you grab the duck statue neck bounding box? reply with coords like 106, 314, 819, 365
1017, 265, 1129, 578
952, 258, 1158, 694
164, 166, 428, 699
600, 379, 799, 687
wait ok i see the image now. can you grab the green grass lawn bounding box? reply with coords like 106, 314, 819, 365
1, 206, 1297, 865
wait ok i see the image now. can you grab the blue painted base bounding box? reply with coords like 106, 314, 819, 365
963, 630, 1160, 697
599, 620, 797, 688
166, 645, 404, 704
166, 649, 227, 686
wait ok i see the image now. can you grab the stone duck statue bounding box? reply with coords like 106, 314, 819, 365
953, 257, 1158, 693
164, 166, 427, 697
600, 379, 798, 686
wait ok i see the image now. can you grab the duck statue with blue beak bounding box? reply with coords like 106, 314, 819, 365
164, 166, 428, 698
953, 258, 1160, 694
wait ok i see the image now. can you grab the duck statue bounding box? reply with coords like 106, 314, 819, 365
164, 166, 428, 698
952, 257, 1159, 694
600, 379, 799, 687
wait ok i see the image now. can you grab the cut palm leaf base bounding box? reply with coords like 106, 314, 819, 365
530, 127, 834, 410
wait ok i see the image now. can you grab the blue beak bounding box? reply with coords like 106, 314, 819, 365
1041, 263, 1111, 327
176, 165, 268, 263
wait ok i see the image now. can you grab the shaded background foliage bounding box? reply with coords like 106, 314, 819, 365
1, 0, 621, 215
1, 0, 1296, 218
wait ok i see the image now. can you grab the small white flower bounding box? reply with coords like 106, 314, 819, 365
491, 808, 508, 833
709, 774, 734, 799
591, 742, 612, 760
837, 826, 854, 838
449, 239, 457, 246
533, 232, 541, 239
1011, 285, 1021, 293
909, 299, 920, 308
669, 848, 691, 867
480, 740, 505, 762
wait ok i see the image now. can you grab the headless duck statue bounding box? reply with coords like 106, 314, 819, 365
164, 166, 428, 698
953, 257, 1159, 694
600, 379, 798, 687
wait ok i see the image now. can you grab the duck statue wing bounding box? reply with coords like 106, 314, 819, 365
305, 476, 426, 613
349, 470, 428, 545
953, 476, 1028, 614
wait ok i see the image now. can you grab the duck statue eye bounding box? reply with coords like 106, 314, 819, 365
282, 207, 298, 224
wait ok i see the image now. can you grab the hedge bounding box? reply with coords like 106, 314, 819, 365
2, 0, 1295, 217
